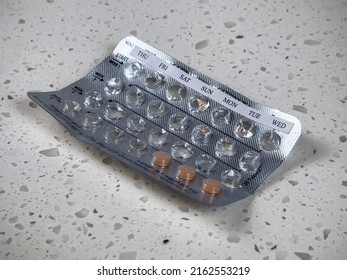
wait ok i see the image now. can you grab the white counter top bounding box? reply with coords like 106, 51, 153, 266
0, 0, 346, 259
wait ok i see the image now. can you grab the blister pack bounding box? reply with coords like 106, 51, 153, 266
28, 36, 301, 206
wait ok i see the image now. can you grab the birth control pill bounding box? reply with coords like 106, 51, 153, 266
152, 151, 171, 168
176, 165, 196, 181
202, 179, 221, 195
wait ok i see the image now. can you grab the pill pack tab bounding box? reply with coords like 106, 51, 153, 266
28, 36, 301, 206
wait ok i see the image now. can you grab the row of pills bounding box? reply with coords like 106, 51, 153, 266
105, 124, 246, 193
152, 151, 226, 196
150, 150, 242, 195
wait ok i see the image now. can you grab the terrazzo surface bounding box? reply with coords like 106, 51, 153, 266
0, 0, 346, 260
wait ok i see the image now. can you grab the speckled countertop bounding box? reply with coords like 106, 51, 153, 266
0, 0, 346, 260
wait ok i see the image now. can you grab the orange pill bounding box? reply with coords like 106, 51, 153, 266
152, 151, 171, 168
176, 165, 196, 181
202, 179, 221, 195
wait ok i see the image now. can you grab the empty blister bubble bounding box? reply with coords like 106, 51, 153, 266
124, 61, 143, 79
171, 141, 194, 160
235, 119, 257, 138
104, 126, 124, 143
211, 107, 231, 126
63, 100, 81, 117
220, 169, 242, 188
104, 78, 123, 95
128, 138, 148, 156
147, 100, 168, 118
191, 125, 213, 144
259, 130, 281, 151
166, 84, 186, 101
169, 113, 189, 131
28, 36, 301, 206
148, 128, 168, 146
145, 72, 165, 90
104, 103, 126, 120
188, 96, 209, 113
239, 151, 262, 172
215, 137, 237, 157
195, 154, 217, 173
83, 112, 103, 129
126, 87, 145, 107
126, 115, 146, 133
84, 91, 102, 109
